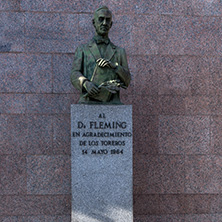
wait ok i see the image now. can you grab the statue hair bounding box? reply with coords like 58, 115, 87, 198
93, 6, 112, 18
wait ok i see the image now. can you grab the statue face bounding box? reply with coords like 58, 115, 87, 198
93, 9, 112, 36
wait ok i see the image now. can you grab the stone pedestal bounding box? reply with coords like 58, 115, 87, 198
71, 104, 133, 222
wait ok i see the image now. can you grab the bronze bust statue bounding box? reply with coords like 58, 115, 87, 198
71, 6, 131, 104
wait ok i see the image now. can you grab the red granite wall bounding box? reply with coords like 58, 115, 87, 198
0, 0, 221, 221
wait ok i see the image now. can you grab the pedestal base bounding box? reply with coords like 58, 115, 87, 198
71, 105, 133, 222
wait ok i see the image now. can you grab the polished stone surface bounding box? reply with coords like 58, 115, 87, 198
71, 105, 132, 222
27, 155, 71, 195
1, 0, 222, 220
0, 12, 24, 52
0, 195, 71, 216
25, 13, 79, 53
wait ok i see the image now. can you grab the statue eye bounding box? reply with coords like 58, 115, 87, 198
99, 17, 104, 22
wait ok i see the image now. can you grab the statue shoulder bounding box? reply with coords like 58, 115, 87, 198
109, 41, 118, 50
75, 43, 88, 51
75, 39, 95, 51
110, 42, 126, 53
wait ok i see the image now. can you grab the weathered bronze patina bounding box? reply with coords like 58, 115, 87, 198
71, 6, 131, 104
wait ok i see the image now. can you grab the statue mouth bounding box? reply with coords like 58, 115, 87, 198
100, 26, 109, 30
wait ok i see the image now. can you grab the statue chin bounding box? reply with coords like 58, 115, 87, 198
97, 31, 109, 37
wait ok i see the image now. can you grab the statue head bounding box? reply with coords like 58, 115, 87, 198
92, 6, 112, 37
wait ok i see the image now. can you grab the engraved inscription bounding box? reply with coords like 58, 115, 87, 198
72, 112, 132, 156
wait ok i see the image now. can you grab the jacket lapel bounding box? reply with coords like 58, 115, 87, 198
104, 43, 116, 60
88, 40, 117, 61
88, 40, 101, 61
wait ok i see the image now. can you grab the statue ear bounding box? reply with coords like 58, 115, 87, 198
92, 19, 95, 25
110, 21, 113, 28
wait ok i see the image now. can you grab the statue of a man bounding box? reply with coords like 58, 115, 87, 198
71, 6, 131, 104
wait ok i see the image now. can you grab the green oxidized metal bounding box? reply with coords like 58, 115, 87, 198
71, 6, 131, 104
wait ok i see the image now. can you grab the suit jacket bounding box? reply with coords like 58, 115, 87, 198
71, 38, 131, 104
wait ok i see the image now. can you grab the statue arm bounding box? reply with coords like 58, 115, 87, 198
70, 46, 88, 92
114, 48, 131, 87
96, 48, 131, 87
71, 46, 100, 96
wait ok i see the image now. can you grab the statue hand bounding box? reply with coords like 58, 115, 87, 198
96, 58, 109, 67
84, 81, 100, 96
107, 61, 118, 69
96, 58, 118, 69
